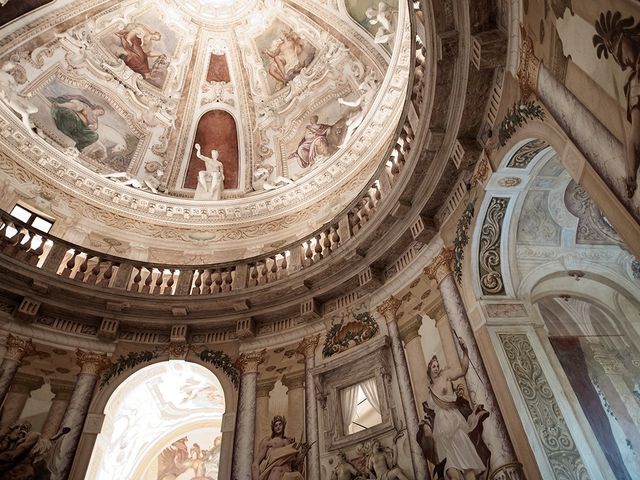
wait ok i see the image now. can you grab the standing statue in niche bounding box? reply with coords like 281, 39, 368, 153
193, 143, 224, 201
593, 11, 640, 197
0, 62, 39, 136
417, 338, 489, 480
337, 70, 378, 148
252, 415, 310, 480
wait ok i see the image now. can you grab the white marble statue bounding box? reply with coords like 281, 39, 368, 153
366, 440, 408, 480
337, 70, 378, 147
0, 61, 39, 136
103, 171, 162, 194
366, 2, 394, 45
253, 163, 294, 191
193, 143, 224, 201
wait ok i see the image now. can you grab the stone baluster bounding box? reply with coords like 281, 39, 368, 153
0, 372, 44, 429
377, 298, 428, 479
297, 335, 320, 480
398, 315, 429, 414
424, 248, 523, 478
231, 350, 264, 480
282, 371, 306, 443
51, 350, 110, 480
255, 377, 275, 451
41, 380, 75, 438
0, 335, 34, 408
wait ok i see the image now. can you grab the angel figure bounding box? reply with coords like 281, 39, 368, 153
366, 2, 394, 45
337, 70, 378, 147
0, 62, 39, 136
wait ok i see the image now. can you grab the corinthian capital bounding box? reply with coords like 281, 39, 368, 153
296, 335, 319, 359
376, 296, 402, 324
424, 248, 454, 284
4, 334, 35, 362
235, 350, 265, 374
76, 350, 111, 376
517, 26, 541, 100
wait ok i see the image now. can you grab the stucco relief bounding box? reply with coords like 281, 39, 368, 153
517, 190, 561, 246
499, 333, 590, 480
479, 197, 509, 296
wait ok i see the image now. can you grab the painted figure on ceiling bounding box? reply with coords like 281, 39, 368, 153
263, 30, 315, 86
48, 95, 104, 151
252, 416, 309, 480
288, 115, 332, 168
593, 11, 640, 198
193, 144, 224, 201
116, 23, 167, 80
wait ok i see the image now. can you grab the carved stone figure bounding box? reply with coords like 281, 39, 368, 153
337, 71, 378, 147
366, 440, 408, 480
193, 144, 224, 201
0, 62, 39, 136
366, 2, 394, 45
0, 421, 70, 480
252, 416, 310, 480
593, 11, 640, 197
253, 164, 294, 191
331, 452, 366, 480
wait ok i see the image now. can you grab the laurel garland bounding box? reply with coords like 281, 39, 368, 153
498, 101, 545, 146
199, 349, 239, 387
100, 349, 161, 387
453, 202, 475, 284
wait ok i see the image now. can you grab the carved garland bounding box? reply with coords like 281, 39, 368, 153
478, 197, 509, 295
498, 101, 545, 147
453, 201, 475, 284
199, 349, 239, 387
322, 311, 379, 358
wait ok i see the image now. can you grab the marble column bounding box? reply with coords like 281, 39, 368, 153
255, 377, 275, 451
425, 248, 523, 478
517, 30, 638, 224
398, 315, 429, 413
0, 335, 34, 407
377, 298, 428, 480
282, 371, 306, 444
231, 350, 264, 480
0, 372, 44, 428
51, 350, 110, 480
42, 380, 74, 438
297, 335, 320, 480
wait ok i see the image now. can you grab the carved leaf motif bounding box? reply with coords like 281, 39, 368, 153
479, 197, 509, 295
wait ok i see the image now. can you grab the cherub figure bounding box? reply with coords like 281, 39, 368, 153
0, 62, 39, 136
366, 2, 394, 45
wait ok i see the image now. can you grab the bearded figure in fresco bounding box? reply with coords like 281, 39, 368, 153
416, 338, 489, 480
593, 11, 640, 198
0, 421, 70, 480
288, 115, 343, 169
116, 23, 167, 80
252, 416, 310, 480
263, 30, 315, 86
48, 95, 104, 151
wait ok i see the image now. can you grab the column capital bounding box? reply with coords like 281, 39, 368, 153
376, 296, 402, 323
424, 248, 454, 284
235, 350, 265, 374
296, 335, 319, 359
399, 315, 422, 344
50, 380, 75, 401
76, 350, 110, 376
517, 26, 541, 100
9, 372, 44, 394
282, 371, 306, 390
256, 378, 276, 398
4, 335, 35, 362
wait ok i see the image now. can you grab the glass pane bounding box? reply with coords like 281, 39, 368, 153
31, 217, 53, 233
10, 205, 32, 223
340, 380, 383, 435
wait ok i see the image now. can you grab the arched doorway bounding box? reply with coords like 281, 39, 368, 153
85, 361, 226, 480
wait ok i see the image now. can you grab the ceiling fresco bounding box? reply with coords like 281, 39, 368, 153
0, 0, 410, 257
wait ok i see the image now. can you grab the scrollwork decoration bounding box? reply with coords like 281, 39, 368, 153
479, 197, 509, 295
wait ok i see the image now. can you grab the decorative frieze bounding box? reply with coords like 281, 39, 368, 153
479, 198, 509, 295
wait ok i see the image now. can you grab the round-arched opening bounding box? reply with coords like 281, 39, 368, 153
85, 361, 226, 480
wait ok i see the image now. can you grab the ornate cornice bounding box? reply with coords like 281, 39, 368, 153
399, 315, 422, 343
50, 379, 76, 401
235, 350, 265, 374
296, 335, 320, 359
9, 372, 44, 394
282, 371, 306, 390
76, 350, 111, 376
517, 26, 541, 100
4, 334, 35, 362
426, 300, 447, 324
376, 296, 402, 324
424, 247, 454, 285
256, 378, 276, 398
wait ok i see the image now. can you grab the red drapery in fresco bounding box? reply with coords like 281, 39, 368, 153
184, 110, 239, 190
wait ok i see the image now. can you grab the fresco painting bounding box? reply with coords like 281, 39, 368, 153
207, 53, 231, 83
32, 79, 140, 172
344, 0, 397, 46
100, 11, 179, 89
184, 110, 239, 190
0, 0, 53, 28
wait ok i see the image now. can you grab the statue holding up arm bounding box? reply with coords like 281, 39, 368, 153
0, 62, 39, 136
193, 143, 224, 201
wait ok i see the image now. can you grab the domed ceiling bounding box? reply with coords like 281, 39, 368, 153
0, 0, 410, 262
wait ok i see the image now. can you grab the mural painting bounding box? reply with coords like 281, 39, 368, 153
100, 12, 179, 89
31, 79, 141, 172
184, 110, 238, 191
252, 415, 310, 480
0, 0, 52, 28
207, 53, 231, 83
148, 430, 222, 480
256, 21, 316, 92
344, 0, 397, 47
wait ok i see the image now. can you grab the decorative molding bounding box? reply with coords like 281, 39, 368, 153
485, 303, 528, 318
499, 334, 590, 480
322, 312, 378, 358
506, 139, 548, 169
479, 197, 509, 295
498, 102, 545, 147
453, 202, 475, 284
516, 27, 541, 100
424, 247, 454, 285
77, 349, 111, 376
375, 295, 402, 323
3, 334, 35, 362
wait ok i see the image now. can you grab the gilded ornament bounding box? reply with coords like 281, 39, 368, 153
376, 295, 402, 323
423, 248, 454, 285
